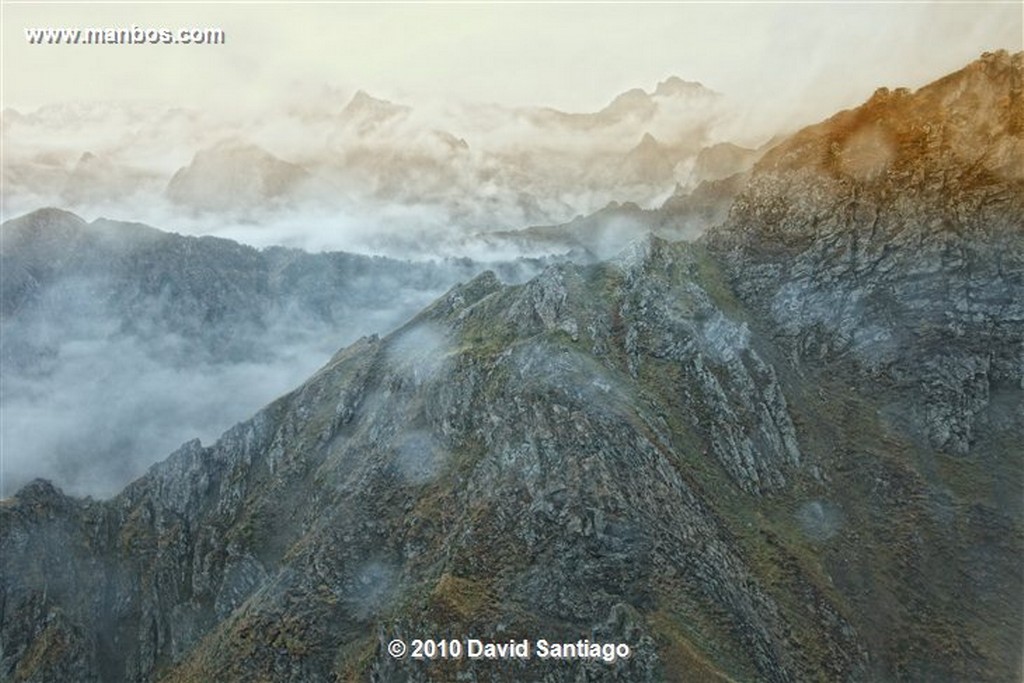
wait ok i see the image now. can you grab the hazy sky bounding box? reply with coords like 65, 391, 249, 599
3, 2, 1021, 126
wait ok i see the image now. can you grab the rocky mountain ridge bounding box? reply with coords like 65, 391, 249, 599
1, 208, 553, 364
2, 52, 1021, 682
711, 49, 1024, 456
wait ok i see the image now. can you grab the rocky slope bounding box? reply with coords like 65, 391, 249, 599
2, 243, 859, 682
710, 49, 1024, 457
2, 52, 1022, 682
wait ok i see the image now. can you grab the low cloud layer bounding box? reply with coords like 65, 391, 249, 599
0, 212, 558, 497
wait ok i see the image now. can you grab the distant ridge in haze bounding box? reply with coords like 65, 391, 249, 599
0, 208, 560, 496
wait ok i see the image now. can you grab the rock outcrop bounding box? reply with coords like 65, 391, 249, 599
710, 49, 1024, 456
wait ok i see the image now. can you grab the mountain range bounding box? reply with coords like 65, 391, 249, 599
1, 76, 742, 249
1, 51, 1022, 682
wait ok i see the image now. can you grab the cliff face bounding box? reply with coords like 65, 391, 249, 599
711, 50, 1024, 456
2, 53, 1022, 682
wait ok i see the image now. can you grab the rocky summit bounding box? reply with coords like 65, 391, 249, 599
2, 52, 1022, 682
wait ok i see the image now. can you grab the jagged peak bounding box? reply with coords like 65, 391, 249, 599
346, 89, 382, 107
10, 478, 69, 505
613, 232, 667, 273
972, 48, 1020, 75
599, 199, 643, 213
637, 132, 660, 148
341, 89, 410, 118
745, 50, 1023, 184
654, 75, 708, 97
422, 269, 505, 322
172, 139, 307, 187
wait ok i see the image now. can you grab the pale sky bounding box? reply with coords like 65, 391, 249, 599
2, 2, 1022, 126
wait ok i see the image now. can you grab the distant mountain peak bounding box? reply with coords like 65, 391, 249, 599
605, 87, 651, 112
0, 208, 89, 263
345, 89, 384, 108
165, 140, 308, 211
626, 131, 672, 162
4, 206, 86, 231
654, 75, 707, 97
598, 77, 716, 121
196, 139, 293, 165
638, 131, 660, 147
341, 90, 410, 119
